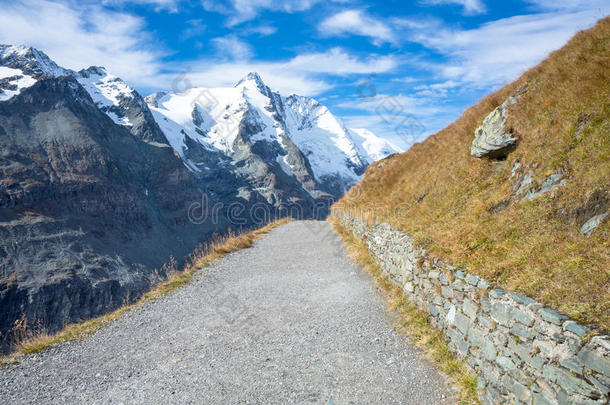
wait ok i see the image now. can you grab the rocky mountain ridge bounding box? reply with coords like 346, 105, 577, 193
146, 71, 401, 200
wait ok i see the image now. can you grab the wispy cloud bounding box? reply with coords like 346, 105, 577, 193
168, 48, 399, 96
524, 0, 610, 12
210, 35, 254, 60
0, 0, 162, 87
102, 0, 180, 13
409, 9, 606, 88
419, 0, 486, 15
201, 0, 338, 27
318, 10, 396, 46
180, 19, 206, 40
242, 24, 277, 36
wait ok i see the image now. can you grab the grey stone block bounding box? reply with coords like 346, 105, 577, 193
454, 311, 471, 335
587, 374, 610, 396
542, 364, 598, 397
469, 326, 497, 361
489, 288, 505, 298
509, 292, 536, 306
483, 385, 503, 405
491, 302, 513, 326
448, 328, 470, 356
452, 279, 466, 291
510, 324, 535, 341
463, 298, 479, 319
539, 307, 568, 325
478, 313, 495, 330
563, 321, 591, 338
502, 374, 531, 402
477, 375, 487, 389
532, 391, 556, 405
559, 358, 583, 375
465, 273, 480, 285
508, 339, 546, 370
577, 346, 610, 376
496, 356, 517, 372
481, 298, 491, 312
512, 307, 534, 327
480, 360, 503, 387
591, 336, 610, 351
441, 286, 453, 299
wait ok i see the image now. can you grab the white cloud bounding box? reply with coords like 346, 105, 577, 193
286, 48, 397, 74
0, 0, 162, 87
180, 19, 206, 39
165, 48, 399, 96
419, 0, 486, 15
201, 0, 336, 27
525, 0, 610, 12
0, 0, 397, 97
242, 25, 277, 36
413, 80, 460, 98
318, 10, 396, 45
408, 9, 606, 88
102, 0, 180, 13
338, 93, 445, 118
210, 35, 254, 60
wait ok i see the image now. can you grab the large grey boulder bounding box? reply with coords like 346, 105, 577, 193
471, 96, 518, 158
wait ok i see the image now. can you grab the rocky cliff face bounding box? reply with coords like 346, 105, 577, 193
0, 73, 225, 353
0, 46, 399, 352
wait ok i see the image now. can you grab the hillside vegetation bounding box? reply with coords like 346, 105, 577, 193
334, 17, 609, 330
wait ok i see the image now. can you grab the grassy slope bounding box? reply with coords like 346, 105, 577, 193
335, 18, 609, 330
1, 218, 291, 363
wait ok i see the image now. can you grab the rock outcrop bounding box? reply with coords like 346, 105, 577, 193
471, 96, 519, 159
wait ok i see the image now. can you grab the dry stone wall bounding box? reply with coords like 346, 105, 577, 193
337, 212, 610, 405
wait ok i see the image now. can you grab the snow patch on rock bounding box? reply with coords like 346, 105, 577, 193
0, 66, 37, 101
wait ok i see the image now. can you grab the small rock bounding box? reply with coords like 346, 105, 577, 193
580, 212, 608, 237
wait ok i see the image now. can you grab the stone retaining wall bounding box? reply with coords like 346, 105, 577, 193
337, 212, 610, 405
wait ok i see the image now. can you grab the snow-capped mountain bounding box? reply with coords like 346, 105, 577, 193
0, 44, 68, 78
146, 72, 401, 197
0, 44, 399, 199
0, 45, 169, 145
72, 66, 170, 144
0, 45, 68, 101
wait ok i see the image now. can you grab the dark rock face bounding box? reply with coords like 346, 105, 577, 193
0, 76, 231, 352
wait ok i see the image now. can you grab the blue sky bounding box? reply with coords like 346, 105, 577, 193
0, 0, 608, 148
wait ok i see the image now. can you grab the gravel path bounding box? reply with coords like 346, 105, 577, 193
1, 221, 454, 404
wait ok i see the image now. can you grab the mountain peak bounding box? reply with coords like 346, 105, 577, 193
0, 44, 68, 78
234, 72, 268, 93
78, 66, 107, 78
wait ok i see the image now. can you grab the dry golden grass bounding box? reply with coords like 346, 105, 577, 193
329, 216, 480, 405
335, 17, 610, 330
1, 218, 291, 364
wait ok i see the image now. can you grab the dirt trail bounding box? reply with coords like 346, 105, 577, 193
1, 221, 454, 404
